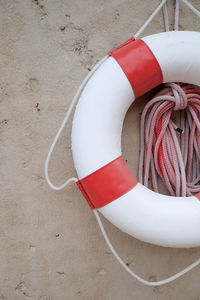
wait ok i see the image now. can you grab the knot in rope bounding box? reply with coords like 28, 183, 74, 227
165, 83, 188, 110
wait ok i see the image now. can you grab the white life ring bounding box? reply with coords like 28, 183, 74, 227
72, 31, 200, 248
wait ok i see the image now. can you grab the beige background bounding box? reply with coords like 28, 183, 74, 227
1, 0, 200, 299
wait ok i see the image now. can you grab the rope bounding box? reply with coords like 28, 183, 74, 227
94, 209, 200, 286
163, 3, 169, 31
134, 0, 168, 38
44, 0, 200, 286
45, 55, 108, 190
174, 0, 180, 30
139, 83, 200, 196
182, 0, 200, 18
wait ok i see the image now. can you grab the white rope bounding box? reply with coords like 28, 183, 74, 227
134, 0, 168, 38
45, 55, 108, 190
163, 3, 170, 31
174, 0, 180, 31
44, 0, 200, 286
181, 0, 200, 18
94, 209, 200, 286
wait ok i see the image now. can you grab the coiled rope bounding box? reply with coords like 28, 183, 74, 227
45, 0, 200, 286
139, 83, 200, 196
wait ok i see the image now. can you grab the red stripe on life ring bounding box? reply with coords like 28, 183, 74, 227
109, 38, 163, 98
77, 156, 137, 209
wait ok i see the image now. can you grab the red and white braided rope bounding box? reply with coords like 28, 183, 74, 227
139, 83, 200, 197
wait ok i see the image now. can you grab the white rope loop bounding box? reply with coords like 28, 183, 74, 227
134, 0, 168, 38
44, 0, 200, 286
94, 210, 200, 286
45, 56, 108, 190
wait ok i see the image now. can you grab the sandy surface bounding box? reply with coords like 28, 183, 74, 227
0, 0, 200, 299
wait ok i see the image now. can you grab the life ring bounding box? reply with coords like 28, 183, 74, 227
72, 31, 200, 248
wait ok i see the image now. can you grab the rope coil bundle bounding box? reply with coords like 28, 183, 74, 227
139, 83, 200, 197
